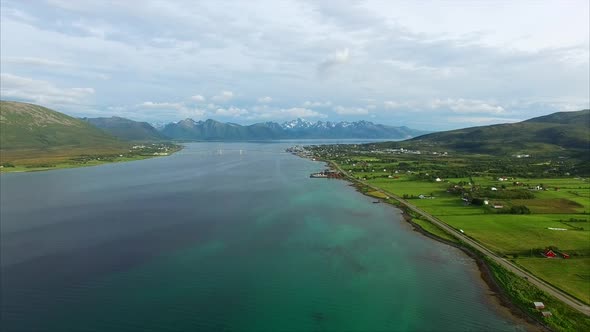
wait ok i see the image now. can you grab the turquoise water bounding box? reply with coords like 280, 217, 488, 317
1, 142, 525, 331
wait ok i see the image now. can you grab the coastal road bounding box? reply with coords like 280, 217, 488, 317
329, 161, 590, 316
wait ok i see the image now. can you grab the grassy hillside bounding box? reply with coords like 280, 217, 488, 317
1, 101, 123, 150
0, 101, 132, 168
395, 109, 590, 157
83, 116, 167, 141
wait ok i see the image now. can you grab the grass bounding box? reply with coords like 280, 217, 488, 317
411, 217, 458, 243
1, 101, 123, 150
517, 258, 590, 304
487, 257, 590, 332
1, 144, 182, 173
365, 190, 389, 199
334, 155, 590, 308
441, 214, 590, 255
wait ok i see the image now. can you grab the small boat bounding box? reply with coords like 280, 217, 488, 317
373, 201, 380, 204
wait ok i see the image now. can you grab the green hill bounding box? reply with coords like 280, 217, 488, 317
0, 101, 135, 168
83, 116, 167, 141
0, 101, 123, 150
396, 109, 590, 157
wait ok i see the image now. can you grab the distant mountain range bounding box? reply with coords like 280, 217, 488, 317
160, 118, 429, 140
5, 100, 587, 160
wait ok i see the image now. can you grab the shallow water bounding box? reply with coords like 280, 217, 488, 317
0, 142, 526, 331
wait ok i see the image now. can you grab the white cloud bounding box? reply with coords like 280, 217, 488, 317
0, 73, 94, 106
2, 56, 70, 67
211, 91, 234, 103
251, 107, 326, 120
191, 94, 205, 102
138, 101, 185, 110
430, 98, 505, 114
303, 101, 332, 107
136, 101, 205, 119
333, 105, 369, 115
278, 107, 326, 119
384, 101, 401, 109
0, 1, 587, 128
257, 96, 272, 103
318, 48, 350, 75
215, 107, 249, 117
1, 7, 37, 22
447, 116, 522, 125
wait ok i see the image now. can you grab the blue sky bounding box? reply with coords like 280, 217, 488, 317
1, 0, 588, 130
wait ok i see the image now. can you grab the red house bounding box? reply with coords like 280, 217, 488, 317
544, 250, 556, 258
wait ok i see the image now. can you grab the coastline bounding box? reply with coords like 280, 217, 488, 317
349, 180, 550, 331
399, 205, 550, 332
0, 144, 183, 174
309, 157, 554, 331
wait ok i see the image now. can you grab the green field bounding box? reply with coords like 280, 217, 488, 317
322, 150, 590, 308
488, 258, 590, 332
410, 217, 458, 243
517, 258, 590, 304
1, 144, 181, 173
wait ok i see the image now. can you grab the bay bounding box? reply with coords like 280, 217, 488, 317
0, 142, 526, 331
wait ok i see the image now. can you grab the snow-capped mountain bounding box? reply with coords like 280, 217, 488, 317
160, 118, 429, 140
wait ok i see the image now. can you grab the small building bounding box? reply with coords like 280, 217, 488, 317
435, 177, 442, 182
491, 187, 498, 191
541, 311, 552, 317
483, 199, 489, 205
544, 250, 556, 258
533, 302, 545, 310
493, 204, 504, 209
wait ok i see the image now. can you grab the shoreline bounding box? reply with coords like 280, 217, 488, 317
315, 158, 554, 331
398, 204, 550, 331
348, 180, 550, 331
0, 144, 183, 174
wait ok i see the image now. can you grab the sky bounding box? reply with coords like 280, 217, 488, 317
1, 0, 589, 130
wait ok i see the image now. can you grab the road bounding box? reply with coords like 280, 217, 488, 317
329, 161, 590, 316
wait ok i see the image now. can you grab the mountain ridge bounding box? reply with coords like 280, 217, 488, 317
83, 116, 167, 141
160, 118, 429, 140
0, 100, 123, 150
382, 109, 590, 158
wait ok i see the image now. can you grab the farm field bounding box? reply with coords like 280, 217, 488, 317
325, 152, 590, 305
0, 144, 181, 173
517, 258, 590, 304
